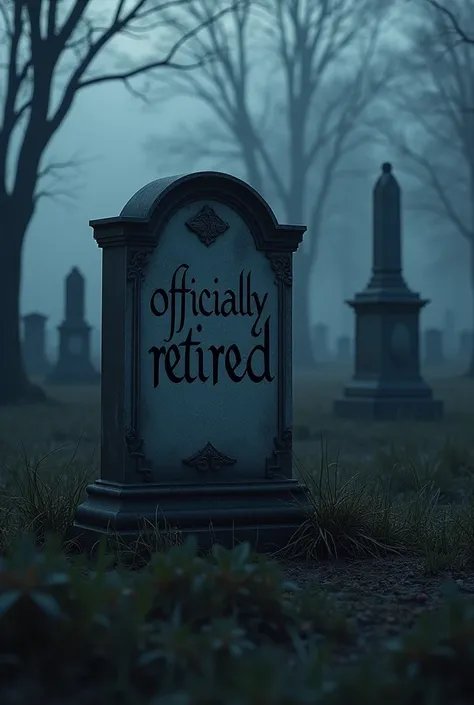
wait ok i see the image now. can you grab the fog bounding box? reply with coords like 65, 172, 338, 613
18, 3, 472, 364
22, 86, 190, 359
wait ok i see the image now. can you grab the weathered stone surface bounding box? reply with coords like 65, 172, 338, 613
73, 171, 311, 551
333, 163, 443, 421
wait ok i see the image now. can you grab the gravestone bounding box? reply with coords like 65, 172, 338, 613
443, 309, 455, 359
73, 171, 311, 551
333, 163, 443, 420
423, 328, 445, 367
22, 312, 51, 377
312, 322, 329, 363
47, 267, 100, 385
336, 335, 351, 365
458, 329, 473, 362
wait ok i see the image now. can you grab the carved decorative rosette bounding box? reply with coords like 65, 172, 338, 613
182, 442, 237, 474
127, 250, 150, 280
266, 253, 292, 286
185, 205, 229, 247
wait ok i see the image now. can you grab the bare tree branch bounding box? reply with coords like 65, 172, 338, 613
422, 0, 474, 44
376, 0, 474, 244
145, 0, 391, 235
0, 0, 246, 402
0, 0, 241, 206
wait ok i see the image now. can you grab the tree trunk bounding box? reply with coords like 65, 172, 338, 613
0, 205, 47, 405
292, 251, 314, 370
466, 238, 474, 377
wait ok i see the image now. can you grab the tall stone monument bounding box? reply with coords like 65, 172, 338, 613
73, 171, 311, 551
47, 267, 100, 385
333, 163, 443, 420
22, 312, 51, 377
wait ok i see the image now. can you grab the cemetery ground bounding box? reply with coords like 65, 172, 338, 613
1, 368, 474, 702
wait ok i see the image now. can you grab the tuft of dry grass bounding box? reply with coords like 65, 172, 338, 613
0, 371, 473, 571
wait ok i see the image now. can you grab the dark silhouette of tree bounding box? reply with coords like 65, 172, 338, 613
376, 0, 474, 374
0, 0, 236, 405
145, 0, 393, 368
423, 0, 474, 44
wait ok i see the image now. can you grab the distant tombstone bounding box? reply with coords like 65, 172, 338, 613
47, 268, 100, 385
423, 328, 445, 366
336, 335, 351, 365
458, 329, 473, 362
73, 171, 311, 551
333, 163, 443, 420
443, 309, 455, 359
312, 322, 329, 363
22, 312, 51, 377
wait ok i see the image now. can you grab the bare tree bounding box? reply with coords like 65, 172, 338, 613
145, 0, 393, 367
421, 0, 474, 44
0, 0, 237, 405
376, 0, 474, 373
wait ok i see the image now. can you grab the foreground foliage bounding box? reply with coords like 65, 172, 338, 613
0, 534, 472, 704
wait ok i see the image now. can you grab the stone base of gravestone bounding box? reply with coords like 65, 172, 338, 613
333, 386, 444, 421
72, 479, 310, 552
333, 294, 444, 421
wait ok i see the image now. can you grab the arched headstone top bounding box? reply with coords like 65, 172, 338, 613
120, 175, 184, 218
92, 171, 305, 252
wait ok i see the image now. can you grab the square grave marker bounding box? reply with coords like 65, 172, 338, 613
73, 171, 311, 551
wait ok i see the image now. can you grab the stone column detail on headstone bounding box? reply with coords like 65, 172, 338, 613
22, 313, 51, 377
73, 171, 311, 551
333, 163, 443, 420
47, 267, 100, 385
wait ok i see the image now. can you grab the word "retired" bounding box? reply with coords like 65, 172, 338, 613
148, 263, 275, 386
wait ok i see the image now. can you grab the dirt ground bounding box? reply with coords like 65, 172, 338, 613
279, 553, 474, 666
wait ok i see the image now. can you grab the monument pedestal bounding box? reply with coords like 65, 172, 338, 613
333, 163, 443, 422
333, 290, 444, 421
333, 386, 443, 421
47, 268, 100, 385
47, 322, 100, 384
73, 479, 310, 552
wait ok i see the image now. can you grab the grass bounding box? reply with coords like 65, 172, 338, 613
0, 365, 472, 567
0, 365, 474, 698
0, 375, 471, 548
